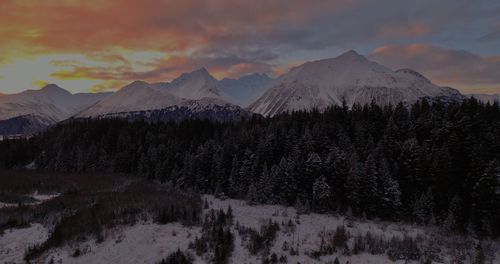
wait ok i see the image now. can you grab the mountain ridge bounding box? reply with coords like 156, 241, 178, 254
248, 50, 464, 116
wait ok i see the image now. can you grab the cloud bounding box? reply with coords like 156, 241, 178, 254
370, 44, 500, 92
89, 80, 129, 93
50, 52, 277, 89
1, 0, 500, 93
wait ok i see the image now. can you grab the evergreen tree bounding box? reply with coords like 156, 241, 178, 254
413, 189, 434, 224
471, 161, 500, 236
378, 160, 402, 218
312, 176, 331, 211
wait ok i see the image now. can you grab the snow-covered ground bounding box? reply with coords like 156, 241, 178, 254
207, 196, 425, 264
1, 195, 498, 264
0, 191, 60, 209
43, 223, 201, 264
0, 224, 48, 263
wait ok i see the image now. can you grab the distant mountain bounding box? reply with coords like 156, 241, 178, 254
163, 68, 228, 101
0, 85, 110, 135
76, 81, 183, 117
92, 98, 253, 123
77, 69, 251, 121
248, 50, 464, 116
466, 93, 500, 104
0, 115, 52, 136
219, 73, 274, 107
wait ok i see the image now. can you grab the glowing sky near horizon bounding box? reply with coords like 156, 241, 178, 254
0, 0, 499, 94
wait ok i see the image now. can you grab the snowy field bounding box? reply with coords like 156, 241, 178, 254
0, 192, 60, 209
1, 194, 499, 264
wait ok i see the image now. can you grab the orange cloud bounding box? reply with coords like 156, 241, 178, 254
89, 80, 129, 93
0, 0, 350, 56
2, 0, 499, 94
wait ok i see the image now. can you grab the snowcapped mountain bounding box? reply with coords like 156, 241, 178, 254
0, 84, 106, 122
249, 50, 463, 116
219, 73, 274, 107
163, 68, 229, 101
76, 81, 184, 117
0, 84, 110, 134
77, 69, 253, 121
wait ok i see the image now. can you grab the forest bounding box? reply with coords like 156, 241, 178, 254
1, 98, 499, 238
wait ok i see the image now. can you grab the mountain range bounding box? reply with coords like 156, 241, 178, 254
249, 50, 463, 116
0, 50, 498, 135
0, 85, 109, 135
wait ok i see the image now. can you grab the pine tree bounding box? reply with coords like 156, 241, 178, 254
275, 157, 298, 205
413, 189, 434, 224
256, 163, 273, 203
379, 164, 402, 219
345, 155, 362, 215
312, 176, 331, 211
361, 154, 379, 216
442, 195, 462, 232
471, 161, 500, 236
303, 152, 323, 201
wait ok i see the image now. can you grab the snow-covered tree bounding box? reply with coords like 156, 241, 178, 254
313, 176, 331, 210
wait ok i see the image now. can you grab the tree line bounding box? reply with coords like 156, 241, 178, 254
1, 98, 499, 237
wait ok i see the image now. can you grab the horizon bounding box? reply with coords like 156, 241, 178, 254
3, 50, 499, 97
0, 0, 499, 94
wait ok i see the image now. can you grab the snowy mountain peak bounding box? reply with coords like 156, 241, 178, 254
336, 49, 365, 60
40, 84, 72, 96
191, 67, 212, 77
76, 81, 183, 118
121, 80, 151, 91
0, 85, 109, 134
166, 68, 224, 100
172, 68, 217, 84
249, 51, 463, 116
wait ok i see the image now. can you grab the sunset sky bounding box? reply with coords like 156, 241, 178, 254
0, 0, 499, 94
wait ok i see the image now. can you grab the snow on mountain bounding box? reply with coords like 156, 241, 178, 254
78, 69, 255, 119
466, 93, 500, 104
76, 81, 184, 118
0, 115, 53, 135
249, 50, 463, 116
163, 68, 230, 101
219, 73, 274, 107
0, 84, 109, 124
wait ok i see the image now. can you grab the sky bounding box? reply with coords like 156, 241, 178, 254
0, 0, 499, 95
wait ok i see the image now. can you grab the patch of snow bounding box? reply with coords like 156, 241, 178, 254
205, 195, 426, 264
0, 224, 48, 263
43, 223, 201, 264
0, 191, 60, 209
248, 50, 463, 116
6, 195, 498, 264
0, 84, 109, 123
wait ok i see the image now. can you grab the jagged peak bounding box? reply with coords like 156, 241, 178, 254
192, 67, 210, 75
337, 49, 364, 59
172, 67, 217, 84
40, 84, 71, 96
119, 81, 151, 92
123, 81, 149, 88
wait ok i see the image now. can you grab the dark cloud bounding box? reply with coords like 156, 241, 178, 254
1, 0, 500, 93
370, 44, 500, 89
